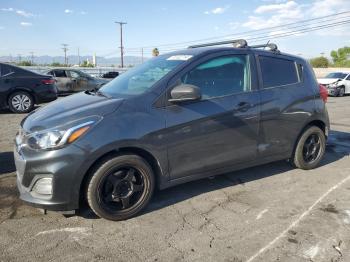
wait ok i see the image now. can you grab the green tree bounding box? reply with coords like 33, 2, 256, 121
152, 48, 159, 57
80, 60, 94, 67
309, 56, 329, 68
50, 62, 65, 67
16, 61, 32, 66
330, 46, 350, 67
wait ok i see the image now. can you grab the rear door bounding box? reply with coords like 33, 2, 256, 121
256, 54, 314, 158
0, 64, 15, 108
164, 51, 260, 180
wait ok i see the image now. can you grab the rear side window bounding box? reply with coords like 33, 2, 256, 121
259, 56, 299, 88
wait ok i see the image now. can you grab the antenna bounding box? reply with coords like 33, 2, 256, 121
263, 40, 270, 50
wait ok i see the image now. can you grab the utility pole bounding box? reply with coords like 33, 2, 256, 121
141, 48, 144, 63
30, 52, 34, 65
78, 47, 80, 65
115, 21, 127, 68
62, 44, 69, 66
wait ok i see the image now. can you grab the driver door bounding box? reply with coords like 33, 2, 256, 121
68, 71, 88, 92
164, 52, 260, 180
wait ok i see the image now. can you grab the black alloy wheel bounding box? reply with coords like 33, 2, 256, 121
87, 154, 154, 221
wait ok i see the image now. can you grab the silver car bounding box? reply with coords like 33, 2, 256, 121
46, 69, 108, 93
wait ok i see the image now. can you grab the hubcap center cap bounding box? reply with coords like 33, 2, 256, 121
115, 181, 133, 198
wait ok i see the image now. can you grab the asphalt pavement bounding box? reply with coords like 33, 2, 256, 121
0, 96, 350, 262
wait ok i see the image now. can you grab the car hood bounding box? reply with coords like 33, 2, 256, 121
317, 78, 342, 84
22, 92, 124, 133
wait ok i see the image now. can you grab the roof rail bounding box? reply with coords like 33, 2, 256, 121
249, 43, 279, 52
188, 39, 248, 49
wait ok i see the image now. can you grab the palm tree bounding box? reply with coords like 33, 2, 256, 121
152, 48, 159, 57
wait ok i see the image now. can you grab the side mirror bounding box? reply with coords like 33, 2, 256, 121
169, 84, 201, 103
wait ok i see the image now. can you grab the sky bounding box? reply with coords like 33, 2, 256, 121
0, 0, 350, 59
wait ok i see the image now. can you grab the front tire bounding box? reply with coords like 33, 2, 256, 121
292, 126, 326, 170
87, 154, 155, 221
338, 87, 345, 97
8, 91, 34, 113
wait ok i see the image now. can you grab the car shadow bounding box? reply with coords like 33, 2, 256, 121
0, 152, 16, 175
76, 129, 350, 220
0, 105, 41, 114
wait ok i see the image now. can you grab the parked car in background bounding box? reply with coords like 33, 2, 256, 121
100, 71, 119, 79
15, 40, 329, 221
0, 63, 57, 113
317, 72, 350, 97
46, 69, 108, 93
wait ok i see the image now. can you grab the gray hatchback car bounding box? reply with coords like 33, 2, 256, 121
15, 40, 329, 221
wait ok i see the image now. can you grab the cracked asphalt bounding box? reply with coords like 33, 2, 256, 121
0, 96, 350, 262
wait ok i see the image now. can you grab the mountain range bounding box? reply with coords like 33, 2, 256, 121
0, 55, 146, 66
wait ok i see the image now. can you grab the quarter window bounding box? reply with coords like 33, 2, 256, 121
181, 55, 251, 99
259, 56, 299, 88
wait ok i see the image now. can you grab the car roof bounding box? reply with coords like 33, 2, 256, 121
164, 46, 304, 61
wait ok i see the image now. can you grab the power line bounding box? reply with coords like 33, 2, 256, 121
125, 10, 350, 51
124, 17, 350, 55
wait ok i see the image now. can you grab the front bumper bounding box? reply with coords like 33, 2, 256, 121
14, 143, 87, 211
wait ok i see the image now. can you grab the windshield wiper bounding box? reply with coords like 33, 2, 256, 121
95, 90, 111, 98
84, 89, 110, 98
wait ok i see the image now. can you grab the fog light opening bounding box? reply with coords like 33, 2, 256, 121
32, 178, 53, 195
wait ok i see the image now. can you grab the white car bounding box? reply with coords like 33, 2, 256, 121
317, 72, 350, 97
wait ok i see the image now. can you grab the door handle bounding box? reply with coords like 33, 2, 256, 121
234, 102, 251, 112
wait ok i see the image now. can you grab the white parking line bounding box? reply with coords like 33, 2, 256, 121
256, 209, 268, 220
246, 171, 350, 262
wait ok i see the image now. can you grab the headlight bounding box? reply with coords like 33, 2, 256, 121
329, 83, 338, 88
18, 117, 101, 150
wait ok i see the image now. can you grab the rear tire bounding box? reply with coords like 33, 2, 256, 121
86, 154, 155, 221
8, 91, 34, 113
292, 126, 326, 170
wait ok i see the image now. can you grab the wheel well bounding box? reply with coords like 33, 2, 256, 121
79, 147, 162, 207
307, 120, 326, 134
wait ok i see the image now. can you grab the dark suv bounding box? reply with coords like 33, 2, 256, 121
0, 63, 57, 113
14, 40, 329, 221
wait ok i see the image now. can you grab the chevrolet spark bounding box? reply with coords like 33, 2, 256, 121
14, 40, 329, 221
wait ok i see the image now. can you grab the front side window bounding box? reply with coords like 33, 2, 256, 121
100, 55, 189, 96
54, 70, 67, 78
69, 71, 80, 78
181, 55, 251, 99
259, 56, 299, 88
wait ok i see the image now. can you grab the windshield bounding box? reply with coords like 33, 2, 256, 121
99, 54, 191, 96
325, 72, 347, 79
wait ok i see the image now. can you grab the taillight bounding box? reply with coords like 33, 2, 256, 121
319, 84, 328, 103
42, 79, 55, 85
